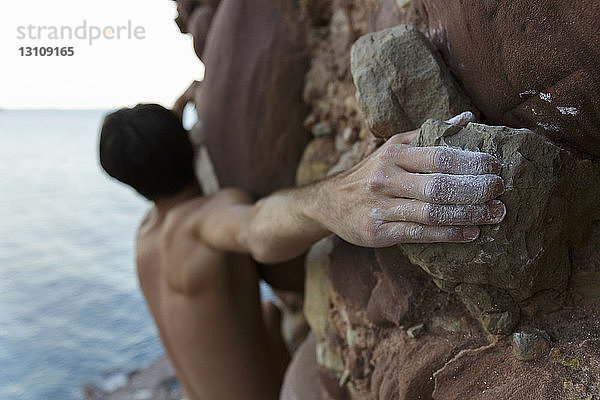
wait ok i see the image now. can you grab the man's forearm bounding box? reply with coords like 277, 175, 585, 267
237, 127, 507, 264
237, 180, 333, 264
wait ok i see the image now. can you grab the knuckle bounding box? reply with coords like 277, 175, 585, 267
366, 168, 390, 192
364, 220, 384, 245
387, 134, 407, 145
431, 147, 453, 172
379, 143, 400, 160
407, 224, 425, 241
422, 203, 442, 225
424, 174, 448, 203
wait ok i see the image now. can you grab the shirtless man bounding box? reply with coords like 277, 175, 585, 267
99, 104, 506, 399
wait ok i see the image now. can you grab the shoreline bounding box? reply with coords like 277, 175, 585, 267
81, 357, 182, 400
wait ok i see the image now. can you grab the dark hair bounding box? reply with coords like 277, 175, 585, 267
99, 103, 196, 200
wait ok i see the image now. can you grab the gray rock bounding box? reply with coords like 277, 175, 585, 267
400, 119, 600, 333
511, 328, 551, 361
455, 284, 519, 335
82, 358, 181, 400
350, 25, 472, 139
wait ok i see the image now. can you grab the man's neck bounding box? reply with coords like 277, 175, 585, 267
154, 182, 203, 212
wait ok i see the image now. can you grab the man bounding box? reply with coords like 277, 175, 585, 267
99, 104, 505, 399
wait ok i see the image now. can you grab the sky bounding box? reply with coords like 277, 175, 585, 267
0, 0, 204, 109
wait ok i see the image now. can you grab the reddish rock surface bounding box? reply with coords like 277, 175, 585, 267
198, 0, 311, 199
411, 0, 600, 157
295, 1, 600, 399
178, 1, 600, 399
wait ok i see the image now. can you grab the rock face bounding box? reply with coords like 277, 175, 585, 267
295, 2, 600, 398
177, 0, 600, 398
400, 119, 600, 333
199, 0, 310, 199
82, 358, 181, 400
410, 0, 600, 157
351, 25, 472, 138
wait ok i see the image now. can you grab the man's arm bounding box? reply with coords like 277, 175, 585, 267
196, 129, 506, 265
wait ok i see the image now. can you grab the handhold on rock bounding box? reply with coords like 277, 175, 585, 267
351, 25, 472, 138
401, 119, 600, 333
511, 328, 551, 361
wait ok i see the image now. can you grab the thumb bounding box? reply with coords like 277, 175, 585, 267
389, 129, 419, 145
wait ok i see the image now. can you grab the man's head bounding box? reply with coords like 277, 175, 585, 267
99, 103, 196, 201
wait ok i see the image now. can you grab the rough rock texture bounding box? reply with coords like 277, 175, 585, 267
351, 25, 472, 138
199, 0, 311, 199
511, 328, 550, 361
82, 357, 181, 400
175, 0, 600, 398
304, 237, 600, 399
411, 0, 600, 157
295, 1, 600, 399
400, 119, 600, 333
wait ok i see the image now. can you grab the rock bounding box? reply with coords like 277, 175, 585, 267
311, 121, 333, 137
350, 25, 472, 139
199, 0, 310, 198
569, 272, 600, 299
511, 328, 551, 361
316, 340, 345, 377
411, 0, 600, 157
188, 5, 216, 60
342, 126, 358, 144
407, 323, 425, 338
455, 284, 519, 336
327, 142, 362, 176
296, 137, 339, 185
400, 119, 600, 333
82, 358, 181, 400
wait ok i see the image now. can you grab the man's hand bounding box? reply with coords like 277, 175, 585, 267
311, 116, 506, 247
172, 80, 201, 120
203, 113, 506, 264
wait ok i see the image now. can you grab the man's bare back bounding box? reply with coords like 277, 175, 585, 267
136, 190, 285, 400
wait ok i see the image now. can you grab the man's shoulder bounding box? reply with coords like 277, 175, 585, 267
176, 188, 252, 221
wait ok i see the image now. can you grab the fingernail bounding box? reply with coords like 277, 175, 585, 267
491, 201, 506, 221
463, 226, 480, 241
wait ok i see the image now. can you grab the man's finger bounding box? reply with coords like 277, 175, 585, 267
381, 145, 501, 175
371, 170, 504, 205
387, 111, 476, 145
378, 222, 480, 244
371, 199, 506, 226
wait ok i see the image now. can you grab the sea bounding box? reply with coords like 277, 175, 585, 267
0, 109, 166, 400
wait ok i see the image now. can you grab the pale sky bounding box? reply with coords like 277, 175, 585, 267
0, 0, 204, 109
